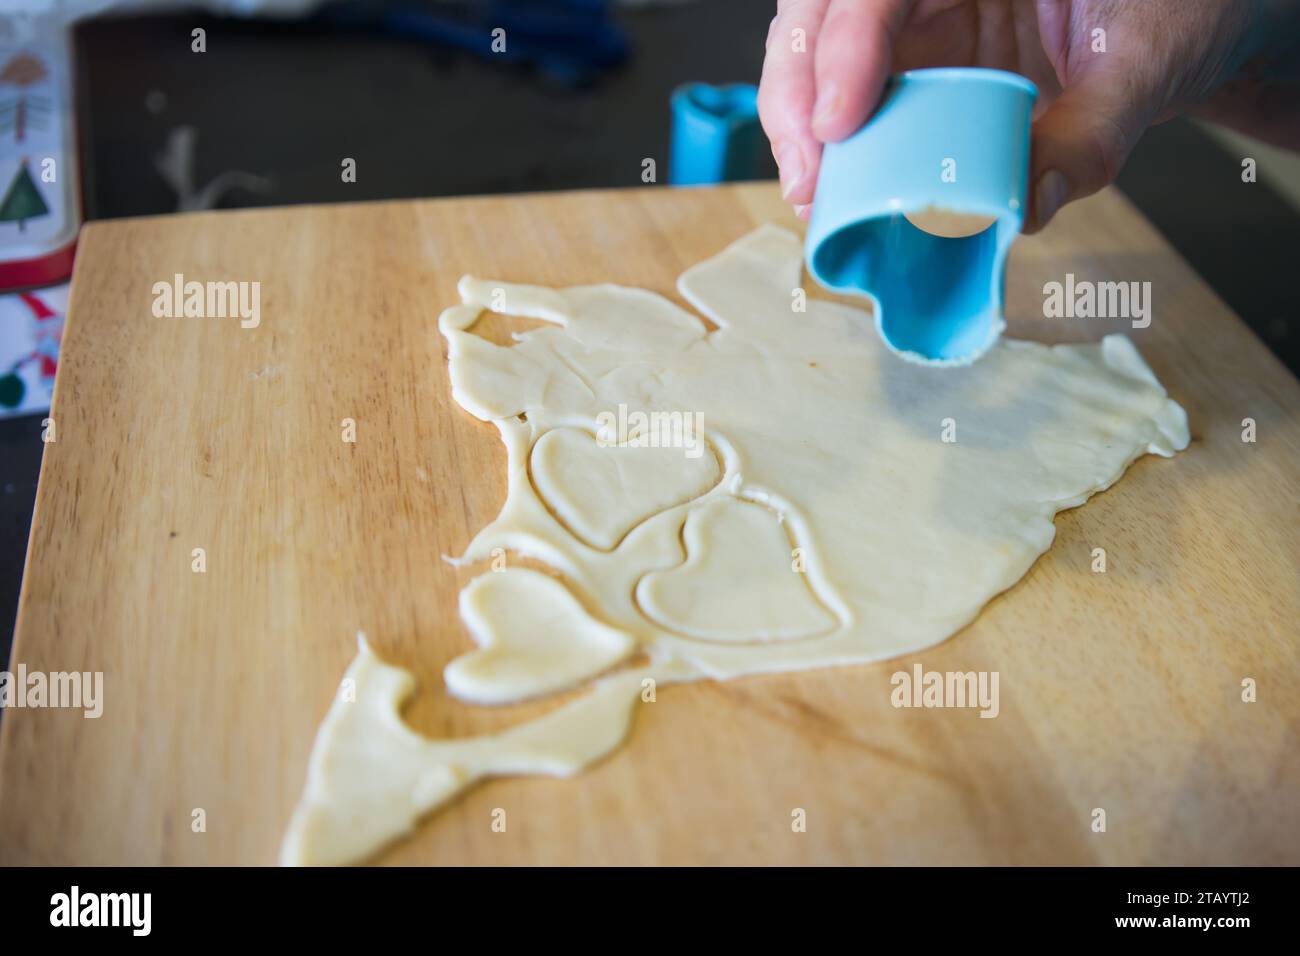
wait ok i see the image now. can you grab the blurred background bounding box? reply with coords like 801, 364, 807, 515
0, 0, 1297, 664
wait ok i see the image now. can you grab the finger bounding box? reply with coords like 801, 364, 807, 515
758, 0, 831, 204
1027, 72, 1152, 231
812, 0, 916, 142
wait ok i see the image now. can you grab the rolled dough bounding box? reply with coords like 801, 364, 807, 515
281, 225, 1188, 865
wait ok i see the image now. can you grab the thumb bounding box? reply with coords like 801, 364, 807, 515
1027, 75, 1151, 232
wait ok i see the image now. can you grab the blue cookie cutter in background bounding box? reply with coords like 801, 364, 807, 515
670, 83, 762, 186
806, 68, 1038, 366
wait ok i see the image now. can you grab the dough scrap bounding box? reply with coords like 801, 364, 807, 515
280, 633, 646, 867
282, 225, 1188, 865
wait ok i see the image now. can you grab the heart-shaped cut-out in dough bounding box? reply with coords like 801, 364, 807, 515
637, 497, 837, 643
531, 426, 720, 551
445, 568, 636, 705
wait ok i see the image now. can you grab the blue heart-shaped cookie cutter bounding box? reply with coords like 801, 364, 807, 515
805, 68, 1038, 366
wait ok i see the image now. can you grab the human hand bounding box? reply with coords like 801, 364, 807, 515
758, 0, 1300, 231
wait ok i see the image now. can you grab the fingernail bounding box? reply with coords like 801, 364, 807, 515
776, 142, 804, 199
812, 82, 840, 133
794, 203, 811, 221
1035, 170, 1069, 228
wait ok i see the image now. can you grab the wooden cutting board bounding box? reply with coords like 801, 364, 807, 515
1, 183, 1297, 865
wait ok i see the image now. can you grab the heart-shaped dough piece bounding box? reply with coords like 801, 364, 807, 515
637, 497, 837, 642
531, 426, 719, 550
445, 568, 636, 704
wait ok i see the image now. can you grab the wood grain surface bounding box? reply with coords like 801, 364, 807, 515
1, 183, 1297, 865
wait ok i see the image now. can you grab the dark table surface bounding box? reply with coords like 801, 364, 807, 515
1, 1, 1297, 666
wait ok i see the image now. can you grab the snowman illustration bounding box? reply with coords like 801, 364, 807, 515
0, 290, 62, 409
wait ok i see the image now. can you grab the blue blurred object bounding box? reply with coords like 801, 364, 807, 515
321, 0, 630, 86
669, 83, 761, 186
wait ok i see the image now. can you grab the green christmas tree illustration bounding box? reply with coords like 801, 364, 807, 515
0, 160, 49, 231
